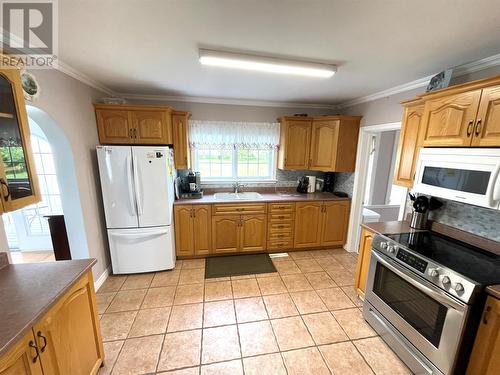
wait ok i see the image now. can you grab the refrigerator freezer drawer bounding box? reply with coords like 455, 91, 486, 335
108, 226, 175, 274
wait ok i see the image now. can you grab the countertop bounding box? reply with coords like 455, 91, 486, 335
174, 191, 350, 205
361, 220, 424, 235
0, 258, 96, 357
486, 285, 500, 299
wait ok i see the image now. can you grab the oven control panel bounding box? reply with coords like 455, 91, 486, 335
371, 234, 479, 304
396, 248, 428, 273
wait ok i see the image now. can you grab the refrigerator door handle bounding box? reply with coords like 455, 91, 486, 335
110, 229, 168, 239
126, 155, 136, 216
132, 155, 144, 215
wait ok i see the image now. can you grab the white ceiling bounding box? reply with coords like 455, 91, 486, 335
59, 0, 500, 105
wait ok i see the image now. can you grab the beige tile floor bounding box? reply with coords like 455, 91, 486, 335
96, 249, 411, 375
9, 250, 55, 264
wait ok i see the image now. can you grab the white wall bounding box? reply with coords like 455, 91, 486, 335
24, 69, 110, 279
370, 130, 398, 205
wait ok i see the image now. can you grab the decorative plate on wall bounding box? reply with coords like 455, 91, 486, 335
20, 71, 40, 101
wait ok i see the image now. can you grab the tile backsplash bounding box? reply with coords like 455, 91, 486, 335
428, 199, 500, 242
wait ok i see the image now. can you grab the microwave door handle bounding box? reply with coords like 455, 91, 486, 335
489, 161, 500, 206
371, 251, 465, 311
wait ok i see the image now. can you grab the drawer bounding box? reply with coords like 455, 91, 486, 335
268, 213, 294, 222
213, 203, 267, 215
267, 239, 293, 250
268, 231, 293, 240
268, 222, 294, 232
269, 203, 295, 213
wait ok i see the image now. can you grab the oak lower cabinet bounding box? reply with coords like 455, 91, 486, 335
0, 271, 103, 375
294, 202, 323, 248
0, 331, 43, 375
212, 216, 242, 254
212, 214, 267, 254
393, 100, 424, 188
466, 295, 500, 375
294, 200, 350, 249
354, 227, 375, 297
174, 205, 211, 256
320, 201, 350, 246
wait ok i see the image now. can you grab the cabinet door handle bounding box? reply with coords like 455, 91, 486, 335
37, 331, 47, 352
0, 178, 10, 200
483, 305, 491, 324
134, 128, 137, 138
129, 128, 133, 139
475, 119, 482, 137
29, 340, 40, 363
466, 120, 474, 137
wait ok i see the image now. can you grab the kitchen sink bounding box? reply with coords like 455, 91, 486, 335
214, 192, 263, 200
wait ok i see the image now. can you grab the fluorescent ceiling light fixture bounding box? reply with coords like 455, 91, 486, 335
199, 49, 336, 78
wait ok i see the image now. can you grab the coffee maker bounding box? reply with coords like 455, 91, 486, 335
178, 171, 203, 199
323, 172, 335, 193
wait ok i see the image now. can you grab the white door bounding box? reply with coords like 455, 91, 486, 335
107, 226, 175, 274
97, 146, 138, 228
132, 146, 173, 227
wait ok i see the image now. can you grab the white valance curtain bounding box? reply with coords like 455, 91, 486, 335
189, 120, 280, 149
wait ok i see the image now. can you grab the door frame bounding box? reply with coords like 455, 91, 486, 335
344, 122, 404, 253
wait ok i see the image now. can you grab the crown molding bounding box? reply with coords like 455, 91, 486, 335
55, 61, 115, 95
337, 53, 500, 109
117, 92, 338, 109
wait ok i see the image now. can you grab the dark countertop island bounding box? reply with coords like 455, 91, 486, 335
0, 258, 96, 357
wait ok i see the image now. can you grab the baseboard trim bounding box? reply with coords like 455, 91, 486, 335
94, 266, 110, 291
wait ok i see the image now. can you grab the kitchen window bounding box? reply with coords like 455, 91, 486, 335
193, 146, 276, 181
189, 120, 279, 182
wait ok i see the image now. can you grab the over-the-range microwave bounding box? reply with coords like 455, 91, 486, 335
413, 148, 500, 210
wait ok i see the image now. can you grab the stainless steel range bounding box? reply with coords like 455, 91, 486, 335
363, 231, 500, 375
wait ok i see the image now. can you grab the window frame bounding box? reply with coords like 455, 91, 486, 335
192, 146, 277, 183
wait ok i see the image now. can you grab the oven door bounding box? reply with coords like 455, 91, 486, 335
365, 250, 469, 375
413, 148, 500, 209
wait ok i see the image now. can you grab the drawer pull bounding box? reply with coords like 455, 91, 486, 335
236, 208, 244, 211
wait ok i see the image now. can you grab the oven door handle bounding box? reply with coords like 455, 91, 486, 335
371, 251, 466, 311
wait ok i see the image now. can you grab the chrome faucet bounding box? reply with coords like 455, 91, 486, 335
233, 181, 244, 193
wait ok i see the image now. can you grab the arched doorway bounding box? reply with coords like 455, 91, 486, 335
3, 106, 90, 262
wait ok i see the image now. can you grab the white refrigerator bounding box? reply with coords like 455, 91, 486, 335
96, 145, 176, 274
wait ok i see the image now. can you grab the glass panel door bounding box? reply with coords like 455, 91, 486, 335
372, 262, 448, 347
0, 73, 34, 201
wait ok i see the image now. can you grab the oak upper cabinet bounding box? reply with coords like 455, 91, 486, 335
0, 68, 41, 213
421, 90, 482, 147
472, 85, 500, 146
278, 117, 312, 170
33, 271, 103, 375
240, 214, 267, 252
212, 216, 240, 254
354, 227, 375, 297
95, 104, 172, 145
309, 119, 339, 171
95, 109, 133, 143
294, 202, 323, 248
172, 110, 191, 169
0, 331, 43, 375
174, 205, 212, 256
320, 200, 350, 246
132, 110, 172, 144
393, 100, 425, 187
279, 116, 361, 172
466, 295, 500, 375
